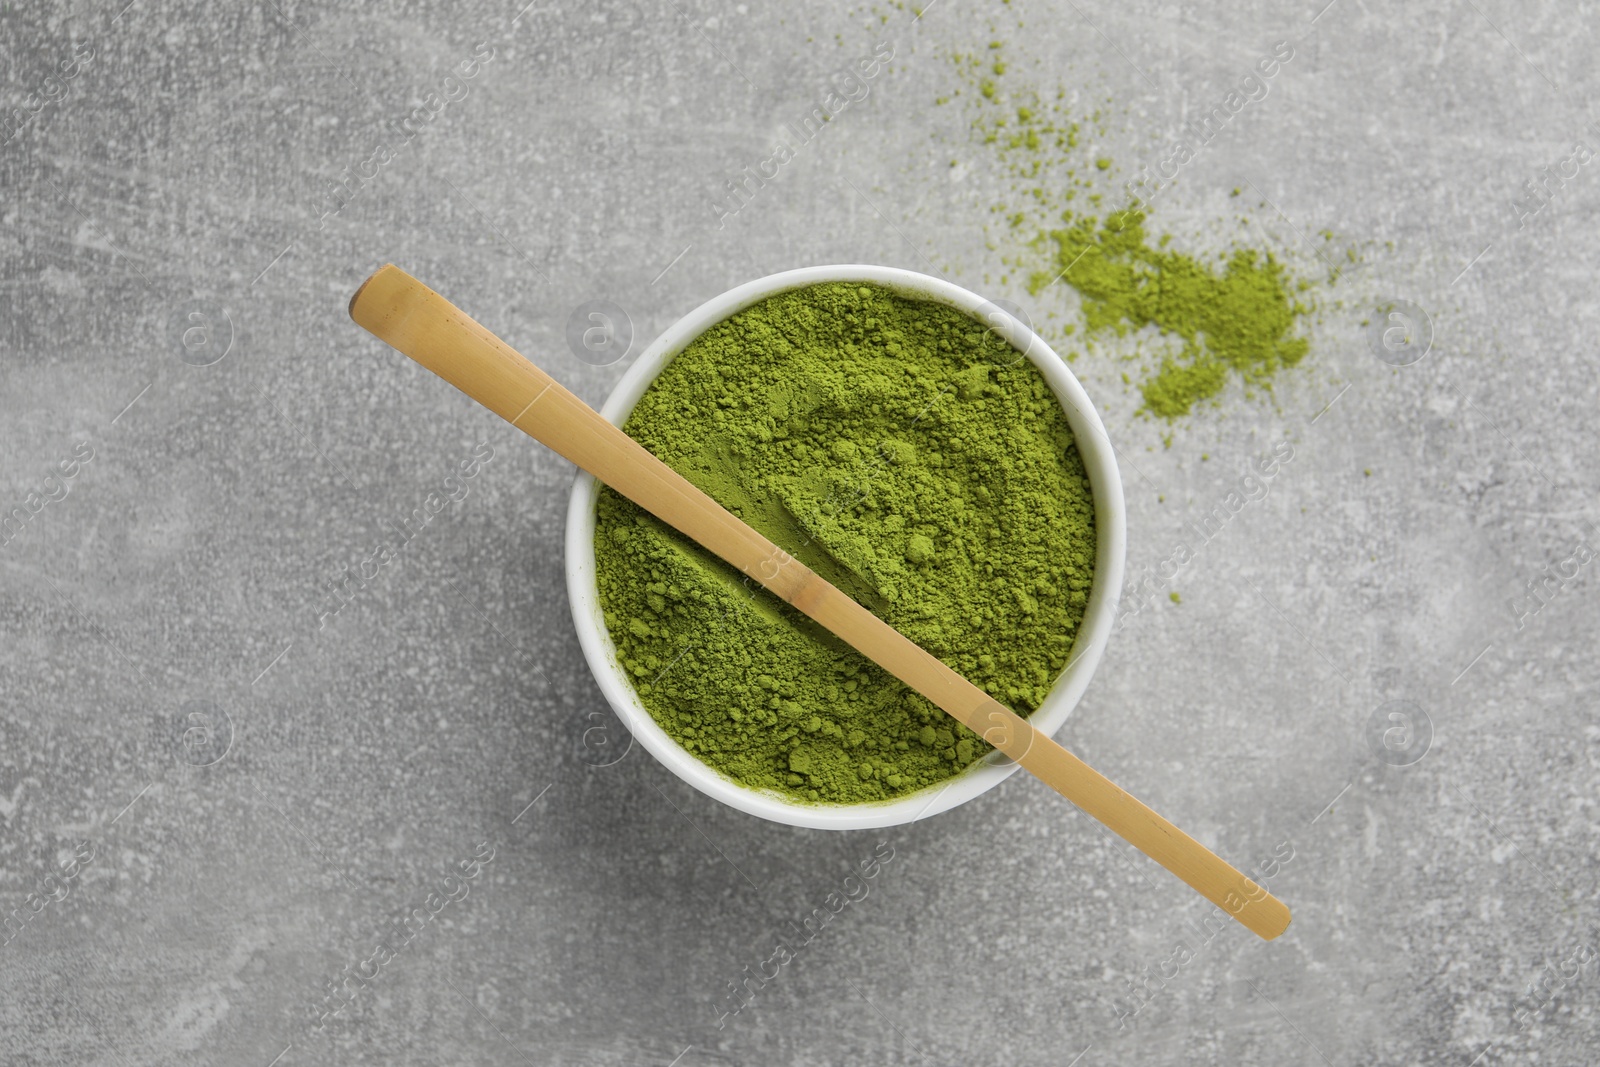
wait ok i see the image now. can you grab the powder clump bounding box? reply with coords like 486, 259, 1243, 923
1029, 208, 1312, 420
593, 282, 1096, 804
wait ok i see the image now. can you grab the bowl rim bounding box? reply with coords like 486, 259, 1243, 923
564, 264, 1125, 829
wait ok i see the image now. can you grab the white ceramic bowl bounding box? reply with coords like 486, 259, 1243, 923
565, 265, 1125, 829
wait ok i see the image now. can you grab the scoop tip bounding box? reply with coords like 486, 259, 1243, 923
348, 263, 399, 324
1249, 897, 1293, 941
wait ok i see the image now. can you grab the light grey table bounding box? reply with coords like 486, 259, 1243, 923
2, 1, 1596, 1064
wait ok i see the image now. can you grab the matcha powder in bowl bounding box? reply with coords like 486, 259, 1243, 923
570, 267, 1124, 824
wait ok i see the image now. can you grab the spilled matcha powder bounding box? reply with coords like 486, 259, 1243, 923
936, 34, 1324, 422
593, 282, 1096, 804
1029, 207, 1312, 419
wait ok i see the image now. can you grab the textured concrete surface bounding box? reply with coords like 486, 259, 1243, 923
2, 1, 1597, 1064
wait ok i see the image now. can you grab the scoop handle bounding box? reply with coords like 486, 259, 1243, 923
349, 264, 1292, 941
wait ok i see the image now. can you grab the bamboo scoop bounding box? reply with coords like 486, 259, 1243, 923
349, 264, 1291, 941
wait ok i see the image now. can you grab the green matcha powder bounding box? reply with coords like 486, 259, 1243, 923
593, 282, 1096, 804
1030, 207, 1313, 419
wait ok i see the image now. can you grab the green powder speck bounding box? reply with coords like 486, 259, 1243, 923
1028, 207, 1312, 419
593, 282, 1097, 805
